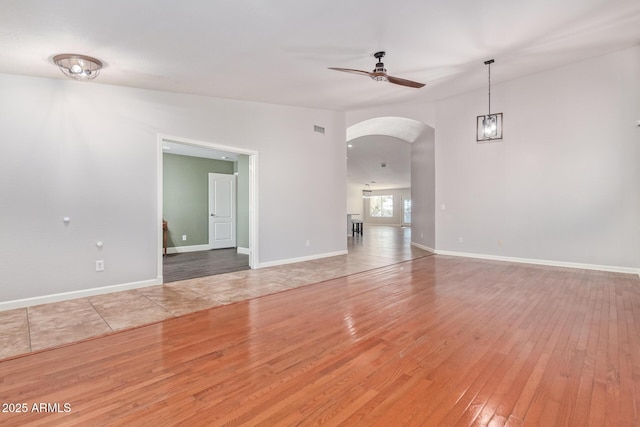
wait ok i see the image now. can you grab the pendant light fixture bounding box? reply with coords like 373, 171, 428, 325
362, 184, 372, 199
53, 54, 103, 81
476, 59, 503, 142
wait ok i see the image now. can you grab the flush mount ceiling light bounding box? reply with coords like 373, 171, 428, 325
476, 59, 503, 142
53, 54, 102, 81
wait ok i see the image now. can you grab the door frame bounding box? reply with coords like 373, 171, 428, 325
157, 134, 259, 281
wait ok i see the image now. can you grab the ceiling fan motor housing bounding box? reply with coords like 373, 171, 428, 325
372, 51, 387, 81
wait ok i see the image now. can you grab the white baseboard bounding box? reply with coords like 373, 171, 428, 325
237, 247, 250, 255
411, 242, 435, 253
257, 250, 348, 269
435, 249, 640, 276
166, 244, 210, 254
0, 278, 163, 312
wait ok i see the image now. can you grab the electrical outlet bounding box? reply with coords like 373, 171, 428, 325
458, 237, 464, 244
305, 240, 310, 247
96, 260, 104, 272
498, 240, 504, 247
182, 235, 187, 241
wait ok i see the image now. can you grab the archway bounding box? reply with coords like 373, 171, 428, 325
346, 116, 435, 251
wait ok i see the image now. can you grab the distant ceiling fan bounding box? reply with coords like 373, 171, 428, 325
329, 51, 425, 88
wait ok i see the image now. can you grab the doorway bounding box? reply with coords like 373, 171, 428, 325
157, 134, 258, 283
346, 116, 434, 252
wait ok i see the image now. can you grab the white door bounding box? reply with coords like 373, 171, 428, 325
208, 173, 236, 249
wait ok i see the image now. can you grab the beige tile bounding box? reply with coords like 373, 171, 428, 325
89, 291, 174, 331
0, 308, 29, 330
186, 277, 250, 296
204, 281, 258, 304
28, 299, 107, 332
0, 333, 31, 360
138, 285, 223, 316
0, 309, 30, 359
27, 299, 112, 351
30, 319, 113, 352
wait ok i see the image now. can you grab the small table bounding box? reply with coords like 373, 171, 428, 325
352, 219, 363, 236
347, 213, 360, 236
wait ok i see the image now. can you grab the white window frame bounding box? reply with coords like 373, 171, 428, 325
369, 195, 393, 218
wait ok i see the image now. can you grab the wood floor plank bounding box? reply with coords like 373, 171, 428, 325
0, 256, 638, 426
163, 248, 250, 283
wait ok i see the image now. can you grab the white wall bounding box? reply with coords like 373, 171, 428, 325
411, 128, 436, 250
346, 180, 364, 217
0, 74, 346, 305
435, 46, 640, 270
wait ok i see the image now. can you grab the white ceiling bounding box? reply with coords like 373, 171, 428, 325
347, 118, 427, 189
1, 0, 639, 112
348, 135, 412, 190
2, 1, 639, 189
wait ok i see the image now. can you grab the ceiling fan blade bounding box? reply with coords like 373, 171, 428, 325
387, 75, 425, 88
328, 67, 374, 77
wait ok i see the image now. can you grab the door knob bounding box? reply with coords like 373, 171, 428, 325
210, 213, 215, 217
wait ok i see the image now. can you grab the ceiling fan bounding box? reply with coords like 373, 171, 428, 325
329, 51, 425, 89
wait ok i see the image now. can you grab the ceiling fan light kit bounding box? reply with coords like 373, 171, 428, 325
329, 51, 425, 89
477, 59, 503, 142
53, 53, 102, 81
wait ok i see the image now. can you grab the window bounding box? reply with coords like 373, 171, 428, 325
369, 195, 393, 217
402, 197, 412, 225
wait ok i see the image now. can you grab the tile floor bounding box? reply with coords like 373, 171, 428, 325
0, 226, 431, 360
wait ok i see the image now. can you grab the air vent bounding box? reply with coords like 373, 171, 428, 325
314, 125, 325, 134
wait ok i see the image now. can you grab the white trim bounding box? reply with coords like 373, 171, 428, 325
166, 244, 211, 254
257, 250, 348, 269
411, 242, 435, 253
248, 153, 259, 268
237, 247, 250, 255
157, 135, 164, 284
158, 134, 259, 271
435, 250, 640, 276
0, 278, 162, 312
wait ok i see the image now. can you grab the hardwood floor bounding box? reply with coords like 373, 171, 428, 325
0, 226, 431, 360
0, 255, 638, 426
163, 248, 250, 283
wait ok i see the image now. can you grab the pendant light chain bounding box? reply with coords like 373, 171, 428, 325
485, 59, 494, 116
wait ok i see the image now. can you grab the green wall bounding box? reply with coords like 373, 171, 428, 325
236, 154, 250, 249
163, 153, 234, 248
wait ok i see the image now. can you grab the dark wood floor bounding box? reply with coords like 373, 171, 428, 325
163, 248, 249, 283
1, 255, 638, 426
